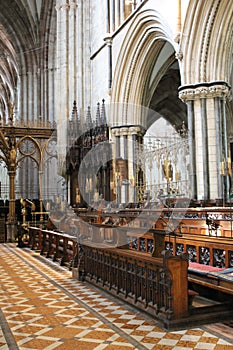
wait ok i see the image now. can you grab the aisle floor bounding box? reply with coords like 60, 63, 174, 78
0, 244, 232, 350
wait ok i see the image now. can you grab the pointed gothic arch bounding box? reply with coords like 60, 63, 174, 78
180, 0, 233, 84
110, 9, 179, 128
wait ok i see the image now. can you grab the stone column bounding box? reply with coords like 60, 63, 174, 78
120, 0, 125, 23
7, 156, 17, 242
118, 127, 128, 204
111, 127, 121, 203
186, 99, 197, 199
103, 36, 113, 90
179, 81, 231, 201
69, 0, 78, 103
111, 125, 145, 204
115, 0, 120, 28
128, 126, 145, 203
109, 0, 115, 32
56, 0, 78, 172
106, 0, 110, 33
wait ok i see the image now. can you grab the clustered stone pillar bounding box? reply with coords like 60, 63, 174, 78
7, 144, 17, 242
179, 81, 231, 202
56, 0, 78, 172
107, 0, 127, 33
111, 125, 145, 204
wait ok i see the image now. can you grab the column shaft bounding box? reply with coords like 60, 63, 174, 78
120, 0, 125, 23
56, 0, 79, 170
214, 97, 222, 198
193, 98, 205, 199
221, 98, 230, 201
187, 100, 197, 199
201, 98, 209, 199
111, 125, 145, 204
179, 81, 231, 201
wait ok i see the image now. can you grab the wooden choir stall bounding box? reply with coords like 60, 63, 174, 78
27, 201, 233, 329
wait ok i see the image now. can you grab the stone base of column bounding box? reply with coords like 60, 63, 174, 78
72, 267, 78, 279
6, 222, 17, 242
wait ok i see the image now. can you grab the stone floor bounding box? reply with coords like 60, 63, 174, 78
0, 243, 232, 350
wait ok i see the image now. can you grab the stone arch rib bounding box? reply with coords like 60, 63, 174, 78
111, 9, 176, 128
180, 0, 233, 85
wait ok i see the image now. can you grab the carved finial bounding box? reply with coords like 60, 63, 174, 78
101, 99, 107, 125
96, 102, 100, 126
8, 102, 14, 125
175, 50, 183, 61
86, 106, 92, 128
71, 100, 78, 120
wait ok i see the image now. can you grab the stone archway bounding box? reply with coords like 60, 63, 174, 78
110, 9, 187, 203
178, 0, 233, 201
110, 9, 179, 127
179, 0, 233, 85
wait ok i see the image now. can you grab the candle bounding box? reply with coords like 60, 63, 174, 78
228, 157, 232, 175
131, 176, 135, 186
94, 191, 99, 202
221, 161, 225, 175
76, 194, 80, 203
89, 178, 93, 191
61, 201, 65, 211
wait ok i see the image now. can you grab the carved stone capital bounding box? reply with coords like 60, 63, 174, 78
128, 125, 146, 136
175, 50, 183, 61
69, 0, 78, 10
179, 81, 231, 102
104, 35, 113, 46
209, 84, 231, 100
111, 125, 145, 137
56, 0, 69, 11
111, 128, 121, 137
120, 127, 129, 136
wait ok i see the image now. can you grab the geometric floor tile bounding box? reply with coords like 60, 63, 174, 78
0, 243, 232, 350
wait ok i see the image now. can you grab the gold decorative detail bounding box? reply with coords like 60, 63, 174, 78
163, 159, 173, 183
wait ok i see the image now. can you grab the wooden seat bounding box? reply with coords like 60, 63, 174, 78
188, 289, 199, 306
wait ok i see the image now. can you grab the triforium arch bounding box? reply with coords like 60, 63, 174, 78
178, 0, 233, 202
110, 9, 187, 204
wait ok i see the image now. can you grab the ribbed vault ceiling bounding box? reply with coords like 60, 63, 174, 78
0, 0, 55, 121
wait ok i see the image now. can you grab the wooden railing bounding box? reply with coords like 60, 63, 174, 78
28, 227, 78, 270
29, 206, 233, 271
28, 225, 189, 326
81, 245, 188, 323
27, 205, 233, 327
76, 207, 233, 268
127, 232, 233, 268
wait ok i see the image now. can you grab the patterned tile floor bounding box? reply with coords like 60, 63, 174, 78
0, 243, 232, 350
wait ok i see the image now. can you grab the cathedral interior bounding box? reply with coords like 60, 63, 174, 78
0, 0, 233, 348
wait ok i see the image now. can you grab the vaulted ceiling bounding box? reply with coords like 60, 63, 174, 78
0, 0, 55, 121
149, 61, 187, 130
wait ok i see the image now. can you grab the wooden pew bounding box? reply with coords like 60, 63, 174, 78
188, 263, 233, 296
28, 227, 78, 270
